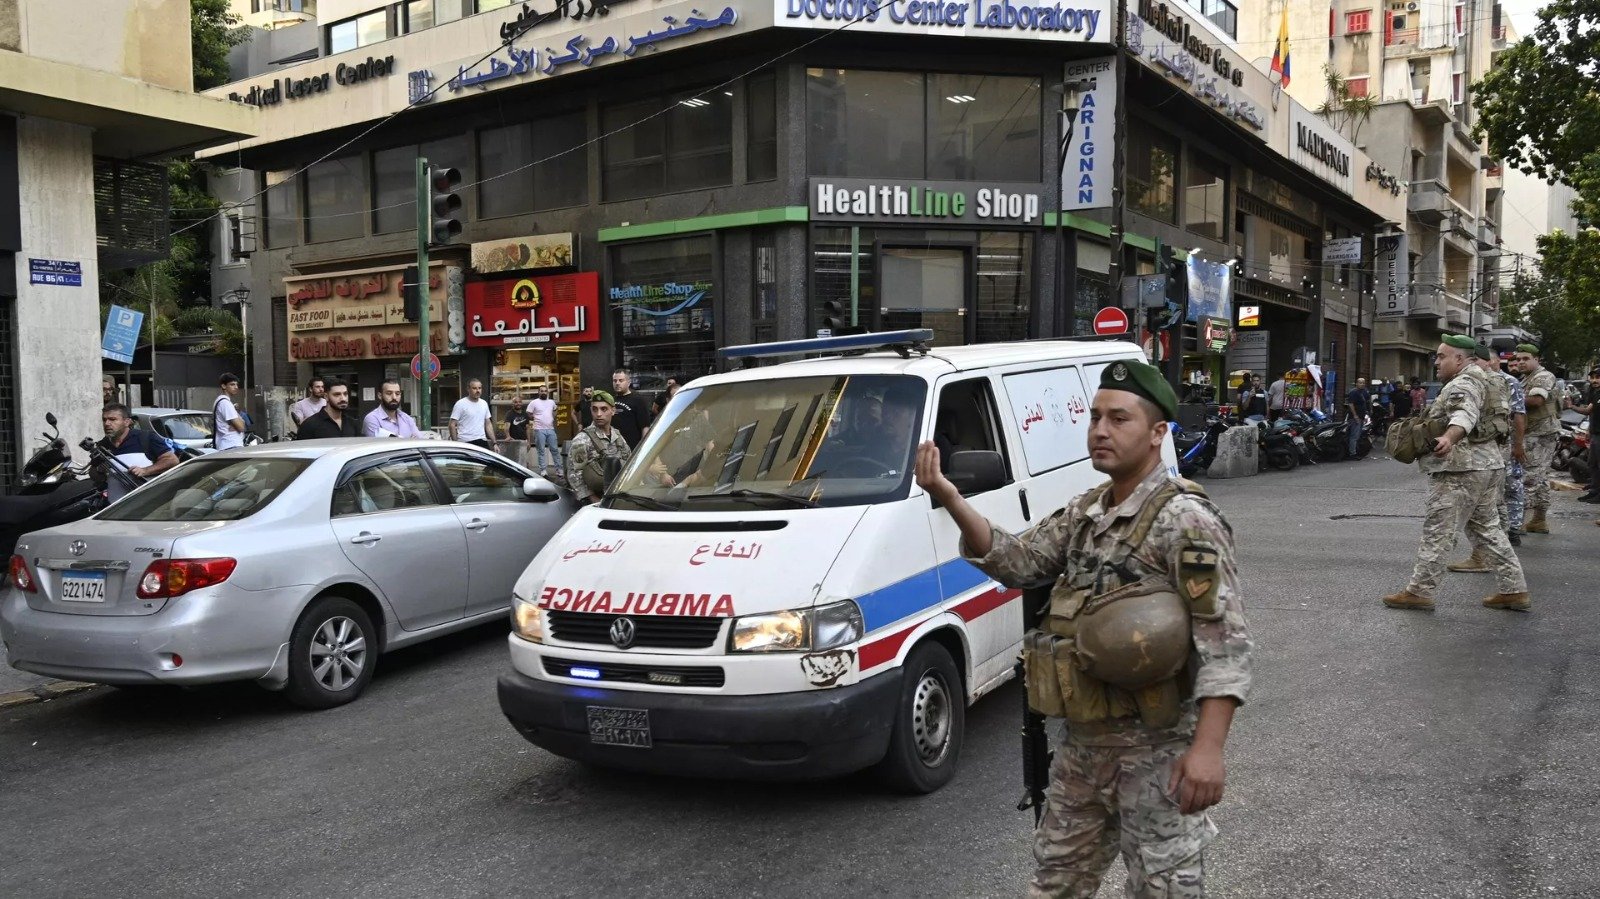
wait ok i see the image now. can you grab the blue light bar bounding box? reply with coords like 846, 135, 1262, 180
569, 666, 602, 680
717, 329, 936, 361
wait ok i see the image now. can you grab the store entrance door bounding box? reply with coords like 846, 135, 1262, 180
878, 245, 973, 345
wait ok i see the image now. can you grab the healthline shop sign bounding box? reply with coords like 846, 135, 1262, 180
811, 178, 1045, 225
776, 0, 1110, 41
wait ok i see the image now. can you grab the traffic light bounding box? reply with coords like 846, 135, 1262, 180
401, 265, 422, 322
428, 165, 463, 245
820, 299, 861, 336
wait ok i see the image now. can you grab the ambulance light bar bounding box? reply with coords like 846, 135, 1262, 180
718, 329, 935, 361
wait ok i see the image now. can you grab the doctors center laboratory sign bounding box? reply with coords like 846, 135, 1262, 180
776, 0, 1111, 41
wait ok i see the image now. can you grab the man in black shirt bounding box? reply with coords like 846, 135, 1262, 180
505, 396, 532, 467
97, 404, 179, 503
610, 367, 654, 448
297, 378, 362, 439
1344, 377, 1370, 458
1567, 367, 1600, 502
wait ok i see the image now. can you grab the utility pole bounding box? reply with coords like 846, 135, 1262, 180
1108, 0, 1128, 315
414, 155, 432, 429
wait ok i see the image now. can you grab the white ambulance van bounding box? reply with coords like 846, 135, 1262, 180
497, 330, 1177, 792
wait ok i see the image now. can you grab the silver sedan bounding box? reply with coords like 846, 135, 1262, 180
1, 439, 575, 708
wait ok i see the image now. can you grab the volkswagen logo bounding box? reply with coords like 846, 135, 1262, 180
68, 540, 87, 557
608, 617, 637, 649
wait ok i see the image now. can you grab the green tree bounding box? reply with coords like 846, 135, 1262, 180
1498, 232, 1600, 371
191, 0, 248, 92
1318, 65, 1375, 144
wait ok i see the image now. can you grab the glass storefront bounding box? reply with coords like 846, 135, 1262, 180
609, 235, 718, 382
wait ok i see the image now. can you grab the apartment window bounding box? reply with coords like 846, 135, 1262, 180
1185, 150, 1227, 241
219, 213, 243, 266
405, 0, 434, 32
1347, 77, 1369, 98
747, 75, 778, 183
304, 156, 366, 243
1452, 73, 1464, 104
1454, 2, 1465, 34
1345, 10, 1371, 33
373, 135, 471, 234
479, 112, 587, 217
476, 0, 513, 11
1128, 119, 1179, 224
807, 69, 1042, 181
328, 9, 386, 53
602, 90, 732, 201
262, 171, 299, 248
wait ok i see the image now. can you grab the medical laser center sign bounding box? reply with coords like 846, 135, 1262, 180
775, 0, 1112, 41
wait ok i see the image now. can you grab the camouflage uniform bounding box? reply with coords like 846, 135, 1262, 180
1494, 371, 1526, 534
964, 467, 1252, 898
1520, 366, 1560, 515
564, 425, 631, 502
1409, 366, 1525, 598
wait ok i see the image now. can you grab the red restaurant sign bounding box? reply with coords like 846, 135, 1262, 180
466, 272, 601, 346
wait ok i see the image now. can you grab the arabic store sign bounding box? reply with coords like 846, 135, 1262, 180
1126, 1, 1267, 138
466, 272, 602, 346
285, 264, 465, 362
776, 0, 1110, 42
811, 178, 1045, 225
408, 5, 739, 102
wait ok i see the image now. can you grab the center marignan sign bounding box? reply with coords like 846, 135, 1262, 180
811, 178, 1044, 225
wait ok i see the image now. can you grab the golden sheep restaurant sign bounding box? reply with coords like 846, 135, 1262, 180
284, 263, 466, 362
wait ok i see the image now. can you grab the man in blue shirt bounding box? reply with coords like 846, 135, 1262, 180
97, 403, 179, 502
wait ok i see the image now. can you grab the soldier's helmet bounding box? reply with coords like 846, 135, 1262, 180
1075, 584, 1191, 690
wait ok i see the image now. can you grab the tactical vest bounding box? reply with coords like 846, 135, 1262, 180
1467, 367, 1511, 444
1524, 371, 1559, 432
579, 427, 625, 495
1022, 479, 1226, 731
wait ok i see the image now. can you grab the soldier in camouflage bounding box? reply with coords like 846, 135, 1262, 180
565, 390, 632, 505
916, 359, 1252, 898
1513, 344, 1559, 534
1449, 345, 1527, 571
1385, 336, 1529, 612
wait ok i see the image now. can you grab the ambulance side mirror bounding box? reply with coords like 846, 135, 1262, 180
946, 450, 1006, 496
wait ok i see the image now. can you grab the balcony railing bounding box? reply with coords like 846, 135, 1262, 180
1408, 179, 1451, 223
1386, 24, 1456, 57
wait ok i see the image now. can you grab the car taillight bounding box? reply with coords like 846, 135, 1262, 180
9, 555, 37, 593
136, 558, 238, 599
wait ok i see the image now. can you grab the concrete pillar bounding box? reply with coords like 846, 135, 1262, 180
10, 117, 101, 466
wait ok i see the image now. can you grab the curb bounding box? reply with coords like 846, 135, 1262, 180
0, 681, 99, 709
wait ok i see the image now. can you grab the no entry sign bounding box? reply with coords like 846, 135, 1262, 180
1092, 307, 1130, 335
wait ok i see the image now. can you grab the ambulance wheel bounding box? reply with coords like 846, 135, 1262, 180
875, 641, 964, 794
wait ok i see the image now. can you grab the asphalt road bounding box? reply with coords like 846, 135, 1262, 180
3, 457, 1597, 898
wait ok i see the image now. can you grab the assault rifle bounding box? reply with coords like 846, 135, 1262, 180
79, 438, 144, 495
1017, 581, 1054, 825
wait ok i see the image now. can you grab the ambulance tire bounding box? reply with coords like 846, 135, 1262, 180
875, 641, 964, 794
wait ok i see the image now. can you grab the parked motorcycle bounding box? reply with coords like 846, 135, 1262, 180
1554, 409, 1587, 472
1172, 414, 1233, 477
1, 414, 108, 559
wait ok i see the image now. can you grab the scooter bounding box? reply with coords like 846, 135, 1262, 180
1172, 414, 1233, 477
1, 414, 108, 559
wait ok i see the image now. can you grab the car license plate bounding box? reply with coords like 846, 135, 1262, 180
587, 706, 652, 748
60, 571, 107, 603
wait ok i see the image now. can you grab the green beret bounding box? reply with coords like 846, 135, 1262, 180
1473, 343, 1493, 361
589, 390, 616, 406
1515, 343, 1540, 356
1100, 359, 1179, 421
1441, 334, 1477, 351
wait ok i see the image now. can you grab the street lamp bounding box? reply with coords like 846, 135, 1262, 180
221, 284, 252, 425
1054, 78, 1095, 336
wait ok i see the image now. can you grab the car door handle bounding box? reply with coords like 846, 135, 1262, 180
465, 519, 489, 532
349, 532, 382, 546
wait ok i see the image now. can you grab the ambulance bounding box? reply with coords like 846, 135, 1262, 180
497, 330, 1177, 792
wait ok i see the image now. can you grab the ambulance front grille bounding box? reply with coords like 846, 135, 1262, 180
542, 657, 726, 688
547, 611, 724, 649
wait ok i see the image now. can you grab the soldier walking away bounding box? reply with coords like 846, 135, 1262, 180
916, 359, 1253, 898
1385, 335, 1529, 612
1450, 344, 1526, 571
1514, 344, 1559, 534
566, 390, 632, 505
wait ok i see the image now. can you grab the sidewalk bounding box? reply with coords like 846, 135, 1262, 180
0, 647, 94, 707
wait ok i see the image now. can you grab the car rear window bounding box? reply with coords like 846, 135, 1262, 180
99, 458, 310, 521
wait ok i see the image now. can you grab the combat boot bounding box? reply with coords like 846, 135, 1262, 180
1482, 591, 1531, 611
1447, 550, 1492, 573
1524, 511, 1549, 534
1382, 591, 1435, 610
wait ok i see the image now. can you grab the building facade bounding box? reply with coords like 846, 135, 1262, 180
200, 0, 1402, 437
1, 0, 254, 485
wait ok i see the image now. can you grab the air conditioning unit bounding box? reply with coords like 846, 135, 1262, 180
1406, 1, 1419, 10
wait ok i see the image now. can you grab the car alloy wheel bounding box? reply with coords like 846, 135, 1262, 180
309, 615, 368, 692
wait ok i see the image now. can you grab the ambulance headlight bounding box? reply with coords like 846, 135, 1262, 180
511, 593, 544, 643
729, 600, 862, 653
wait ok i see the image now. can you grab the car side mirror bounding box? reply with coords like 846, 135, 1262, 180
946, 450, 1006, 496
523, 477, 560, 503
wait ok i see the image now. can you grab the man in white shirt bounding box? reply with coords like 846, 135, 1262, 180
213, 373, 246, 450
290, 378, 327, 432
1267, 375, 1287, 424
528, 387, 559, 473
450, 378, 493, 448
364, 380, 423, 438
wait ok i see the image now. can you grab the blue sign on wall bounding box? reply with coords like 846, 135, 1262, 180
101, 305, 145, 365
29, 258, 83, 286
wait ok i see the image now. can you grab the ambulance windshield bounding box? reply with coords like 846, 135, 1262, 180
608, 374, 926, 511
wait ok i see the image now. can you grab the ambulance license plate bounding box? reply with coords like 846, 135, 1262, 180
586, 706, 652, 748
